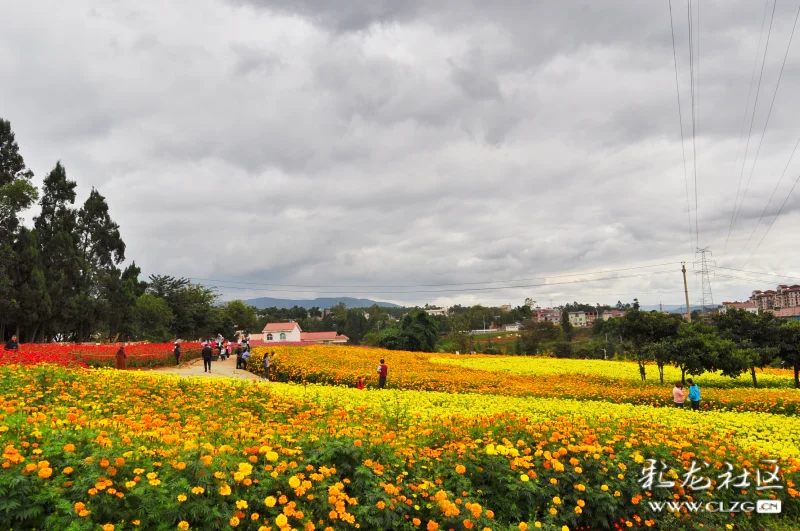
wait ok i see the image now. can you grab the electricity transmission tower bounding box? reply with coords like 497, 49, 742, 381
693, 247, 715, 313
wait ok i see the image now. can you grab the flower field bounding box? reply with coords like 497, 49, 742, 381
0, 363, 798, 531
246, 346, 800, 416
1, 342, 202, 369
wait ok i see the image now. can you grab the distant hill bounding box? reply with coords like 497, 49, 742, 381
243, 297, 401, 310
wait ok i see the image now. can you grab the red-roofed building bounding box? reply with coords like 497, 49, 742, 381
258, 322, 302, 342
301, 331, 349, 344
250, 323, 349, 344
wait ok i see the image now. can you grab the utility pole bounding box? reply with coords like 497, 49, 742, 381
682, 262, 692, 322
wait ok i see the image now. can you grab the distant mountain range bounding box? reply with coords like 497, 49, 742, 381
243, 297, 401, 310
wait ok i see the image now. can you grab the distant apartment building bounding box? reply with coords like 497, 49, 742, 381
720, 301, 759, 314
533, 308, 561, 325
425, 307, 449, 317
750, 284, 800, 310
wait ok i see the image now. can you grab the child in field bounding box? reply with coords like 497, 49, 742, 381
357, 377, 365, 390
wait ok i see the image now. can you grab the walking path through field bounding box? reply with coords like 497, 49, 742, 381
154, 356, 261, 381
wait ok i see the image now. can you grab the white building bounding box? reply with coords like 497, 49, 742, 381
720, 302, 759, 315
425, 307, 449, 317
568, 311, 588, 327
262, 322, 302, 342
503, 323, 521, 332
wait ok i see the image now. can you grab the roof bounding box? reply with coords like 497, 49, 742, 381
770, 307, 800, 317
263, 322, 300, 332
301, 332, 349, 341
723, 301, 757, 308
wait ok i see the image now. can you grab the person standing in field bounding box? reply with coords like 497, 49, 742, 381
687, 378, 701, 410
357, 377, 365, 390
672, 381, 686, 408
4, 334, 19, 351
202, 342, 213, 373
173, 340, 181, 366
377, 359, 388, 389
115, 345, 127, 370
262, 352, 271, 381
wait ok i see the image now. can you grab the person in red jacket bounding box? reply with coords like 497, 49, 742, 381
376, 359, 388, 389
357, 377, 365, 390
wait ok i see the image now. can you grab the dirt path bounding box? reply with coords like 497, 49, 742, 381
154, 355, 262, 381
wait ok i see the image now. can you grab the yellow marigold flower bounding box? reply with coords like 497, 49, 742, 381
63, 467, 73, 475
235, 500, 248, 509
456, 464, 466, 474
275, 514, 288, 527
601, 484, 609, 491
102, 524, 115, 531
562, 526, 570, 531
219, 484, 231, 496
251, 513, 259, 520
289, 476, 301, 489
192, 486, 205, 495
63, 444, 75, 452
132, 521, 140, 526
266, 451, 279, 462
78, 510, 90, 517
519, 524, 528, 531
38, 468, 53, 479
520, 474, 529, 482
229, 516, 240, 527
264, 496, 277, 507
177, 494, 187, 502
178, 521, 189, 530
552, 496, 561, 505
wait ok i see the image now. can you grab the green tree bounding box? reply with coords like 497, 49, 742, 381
447, 314, 472, 353
712, 309, 779, 387
777, 320, 800, 388
131, 294, 175, 342
219, 300, 259, 339
0, 119, 38, 341
560, 308, 573, 340
33, 162, 81, 341
342, 309, 369, 344
9, 227, 50, 342
398, 310, 439, 352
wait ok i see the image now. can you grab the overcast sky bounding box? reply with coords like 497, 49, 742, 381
4, 0, 800, 308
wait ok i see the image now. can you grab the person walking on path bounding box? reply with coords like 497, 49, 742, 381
173, 340, 181, 366
376, 359, 388, 389
687, 379, 701, 410
672, 381, 686, 408
262, 352, 271, 381
202, 343, 213, 373
4, 335, 19, 351
235, 347, 245, 369
115, 345, 127, 370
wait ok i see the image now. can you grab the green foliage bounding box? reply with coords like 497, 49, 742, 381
131, 294, 175, 342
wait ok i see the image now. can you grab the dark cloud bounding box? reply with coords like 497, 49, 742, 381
3, 0, 800, 307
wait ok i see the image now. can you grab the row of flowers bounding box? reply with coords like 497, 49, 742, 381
245, 346, 800, 416
0, 364, 797, 530
1, 342, 203, 369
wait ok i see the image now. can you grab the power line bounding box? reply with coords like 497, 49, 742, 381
193, 270, 679, 295
668, 0, 695, 252
739, 132, 800, 254
730, 1, 800, 245
723, 0, 777, 256
687, 0, 700, 243
741, 170, 800, 267
713, 265, 800, 282
717, 0, 770, 248
189, 262, 682, 289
